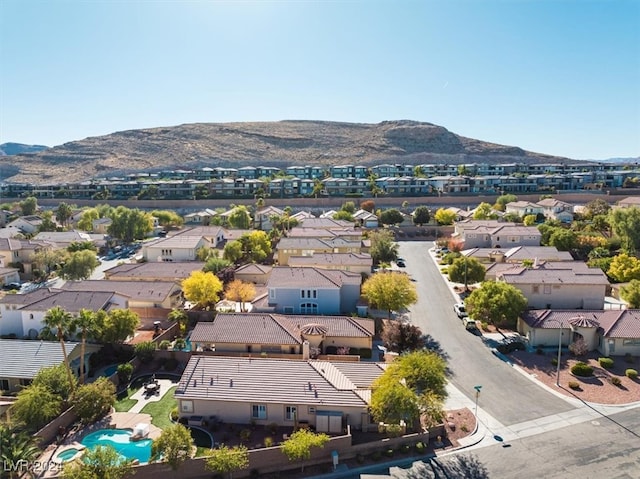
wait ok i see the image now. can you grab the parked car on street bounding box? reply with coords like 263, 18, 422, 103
453, 303, 468, 318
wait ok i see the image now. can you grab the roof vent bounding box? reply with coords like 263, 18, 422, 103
230, 379, 233, 387
193, 380, 197, 387
210, 378, 213, 386
314, 390, 318, 398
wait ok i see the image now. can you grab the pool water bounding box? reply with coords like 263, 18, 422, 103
81, 429, 152, 464
103, 364, 118, 377
56, 448, 81, 462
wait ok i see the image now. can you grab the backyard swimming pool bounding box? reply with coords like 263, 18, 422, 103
103, 364, 118, 377
81, 429, 152, 464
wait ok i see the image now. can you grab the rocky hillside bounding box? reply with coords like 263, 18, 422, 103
0, 120, 577, 185
0, 142, 48, 156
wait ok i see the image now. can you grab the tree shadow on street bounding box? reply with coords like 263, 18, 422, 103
422, 334, 452, 376
406, 454, 490, 478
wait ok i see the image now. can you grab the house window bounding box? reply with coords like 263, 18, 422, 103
544, 285, 552, 294
301, 289, 317, 299
269, 289, 275, 299
252, 404, 267, 420
532, 285, 540, 294
308, 406, 316, 414
285, 405, 297, 421
300, 303, 318, 315
180, 400, 194, 413
0, 379, 9, 391
623, 339, 640, 346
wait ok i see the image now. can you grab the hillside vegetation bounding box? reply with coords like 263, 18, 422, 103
0, 120, 575, 185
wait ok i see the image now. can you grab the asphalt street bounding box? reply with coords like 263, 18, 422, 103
398, 241, 574, 426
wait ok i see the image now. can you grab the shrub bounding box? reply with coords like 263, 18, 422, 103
568, 338, 588, 357
481, 321, 489, 331
173, 338, 187, 350
415, 442, 426, 453
626, 369, 638, 379
264, 437, 273, 448
158, 340, 171, 350
610, 376, 622, 386
116, 363, 133, 384
571, 362, 593, 377
550, 358, 558, 366
568, 381, 581, 390
170, 407, 178, 421
134, 341, 156, 364
386, 424, 404, 438
598, 357, 614, 369
359, 348, 372, 359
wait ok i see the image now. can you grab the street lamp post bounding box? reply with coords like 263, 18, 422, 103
546, 319, 564, 386
473, 385, 482, 419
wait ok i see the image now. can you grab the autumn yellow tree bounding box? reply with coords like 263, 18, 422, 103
362, 272, 418, 333
182, 271, 224, 310
224, 280, 256, 312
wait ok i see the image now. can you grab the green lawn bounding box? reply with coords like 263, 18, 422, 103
113, 384, 141, 412
140, 386, 177, 430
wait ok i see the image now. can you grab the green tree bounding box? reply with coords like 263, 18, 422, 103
32, 364, 77, 403
548, 228, 578, 251
281, 429, 330, 473
196, 245, 213, 261
182, 270, 224, 310
523, 214, 537, 226
10, 384, 62, 431
448, 257, 486, 290
20, 196, 37, 216
223, 240, 243, 263
60, 250, 100, 280
621, 279, 640, 308
67, 241, 97, 253
583, 198, 611, 219
203, 256, 231, 274
362, 272, 418, 321
71, 377, 116, 424
494, 194, 518, 212
37, 210, 58, 232
465, 281, 528, 329
134, 341, 156, 364
108, 206, 153, 243
205, 444, 249, 479
473, 202, 496, 220
55, 202, 74, 228
62, 445, 134, 479
32, 248, 68, 278
332, 210, 354, 222
608, 253, 640, 282
412, 206, 431, 225
78, 208, 100, 231
97, 309, 140, 344
152, 209, 184, 228
379, 208, 404, 225
168, 308, 189, 336
241, 230, 272, 263
41, 306, 76, 394
0, 424, 41, 479
341, 201, 356, 213
609, 206, 640, 254
390, 350, 448, 398
370, 375, 420, 425
434, 208, 457, 225
227, 206, 252, 229
369, 229, 399, 264
151, 423, 194, 470
71, 309, 101, 384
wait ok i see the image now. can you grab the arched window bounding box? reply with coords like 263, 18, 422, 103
300, 303, 318, 315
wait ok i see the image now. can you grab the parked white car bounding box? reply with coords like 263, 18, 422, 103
453, 303, 468, 318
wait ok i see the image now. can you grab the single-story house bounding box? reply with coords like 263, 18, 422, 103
189, 313, 374, 355
288, 253, 373, 275
0, 339, 101, 393
142, 235, 213, 262
352, 209, 379, 228
519, 309, 640, 357
234, 264, 273, 285
103, 262, 205, 282
175, 356, 386, 432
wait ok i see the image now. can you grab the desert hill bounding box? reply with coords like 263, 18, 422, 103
0, 120, 578, 185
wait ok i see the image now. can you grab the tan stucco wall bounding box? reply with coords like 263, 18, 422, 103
516, 283, 606, 309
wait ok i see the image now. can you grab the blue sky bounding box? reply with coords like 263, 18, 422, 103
1, 0, 638, 160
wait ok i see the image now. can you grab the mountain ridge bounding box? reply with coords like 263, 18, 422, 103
0, 120, 582, 185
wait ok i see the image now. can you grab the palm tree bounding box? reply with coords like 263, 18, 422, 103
41, 306, 76, 394
0, 424, 41, 478
71, 309, 100, 384
168, 308, 189, 337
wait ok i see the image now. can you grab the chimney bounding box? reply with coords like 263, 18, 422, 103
302, 340, 310, 360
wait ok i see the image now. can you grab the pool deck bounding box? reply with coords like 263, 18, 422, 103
38, 412, 162, 477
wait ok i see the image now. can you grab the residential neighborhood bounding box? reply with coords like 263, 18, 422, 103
1, 192, 640, 479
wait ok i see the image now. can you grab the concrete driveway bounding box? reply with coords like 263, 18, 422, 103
398, 241, 574, 426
